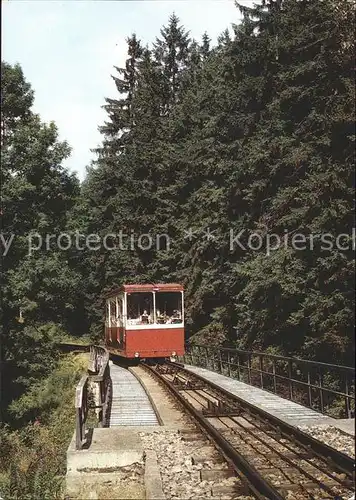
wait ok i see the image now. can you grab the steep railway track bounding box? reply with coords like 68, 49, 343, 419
109, 362, 159, 427
142, 362, 355, 500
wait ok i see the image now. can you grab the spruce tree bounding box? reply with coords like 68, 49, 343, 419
154, 13, 191, 110
79, 4, 354, 363
1, 62, 80, 413
232, 0, 355, 362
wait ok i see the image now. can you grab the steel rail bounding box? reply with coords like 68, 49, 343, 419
165, 369, 354, 495
170, 362, 355, 476
173, 382, 348, 491
143, 362, 285, 500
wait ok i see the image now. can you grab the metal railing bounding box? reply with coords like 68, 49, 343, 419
89, 345, 112, 427
75, 375, 90, 450
182, 344, 355, 419
75, 345, 112, 450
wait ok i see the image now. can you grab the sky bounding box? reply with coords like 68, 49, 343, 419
2, 0, 251, 181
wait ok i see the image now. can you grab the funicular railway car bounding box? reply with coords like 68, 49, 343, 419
105, 284, 184, 360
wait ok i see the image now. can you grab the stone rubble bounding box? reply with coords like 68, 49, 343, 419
298, 425, 355, 458
140, 430, 254, 499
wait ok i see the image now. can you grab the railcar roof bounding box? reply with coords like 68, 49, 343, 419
104, 283, 183, 298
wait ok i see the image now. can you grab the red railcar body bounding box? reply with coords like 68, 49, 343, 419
104, 284, 185, 359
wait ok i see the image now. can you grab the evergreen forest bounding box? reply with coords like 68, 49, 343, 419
0, 0, 355, 496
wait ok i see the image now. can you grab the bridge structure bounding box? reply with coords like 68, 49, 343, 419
65, 344, 355, 499
183, 344, 355, 422
66, 346, 164, 499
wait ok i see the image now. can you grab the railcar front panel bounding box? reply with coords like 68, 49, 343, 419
104, 284, 185, 359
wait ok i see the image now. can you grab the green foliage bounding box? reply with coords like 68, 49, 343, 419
8, 352, 83, 422
0, 5, 354, 495
79, 0, 354, 365
3, 1, 353, 372
1, 61, 82, 412
190, 322, 227, 347
0, 354, 87, 499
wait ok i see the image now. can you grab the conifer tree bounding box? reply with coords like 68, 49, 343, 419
79, 3, 354, 363
232, 0, 355, 362
154, 13, 191, 110
1, 62, 80, 411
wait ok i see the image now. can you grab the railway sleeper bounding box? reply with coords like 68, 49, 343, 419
211, 483, 249, 497
200, 468, 235, 481
203, 410, 242, 418
191, 450, 225, 465
173, 380, 206, 390
275, 480, 349, 492
202, 400, 241, 418
178, 428, 207, 443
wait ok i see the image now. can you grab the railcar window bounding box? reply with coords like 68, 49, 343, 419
109, 299, 118, 326
155, 292, 182, 324
116, 297, 123, 327
106, 301, 110, 327
106, 296, 123, 327
127, 292, 154, 325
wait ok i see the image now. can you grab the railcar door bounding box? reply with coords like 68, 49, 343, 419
117, 294, 125, 348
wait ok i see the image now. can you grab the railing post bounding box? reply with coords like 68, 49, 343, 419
307, 370, 312, 408
345, 375, 351, 418
205, 347, 209, 369
259, 355, 264, 389
76, 408, 82, 450
318, 370, 324, 413
218, 349, 223, 374
272, 359, 277, 393
198, 346, 202, 366
102, 365, 111, 427
227, 351, 231, 378
237, 354, 241, 380
98, 379, 103, 425
288, 359, 293, 400
247, 354, 251, 384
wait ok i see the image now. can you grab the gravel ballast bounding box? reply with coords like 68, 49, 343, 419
140, 429, 254, 500
298, 424, 355, 458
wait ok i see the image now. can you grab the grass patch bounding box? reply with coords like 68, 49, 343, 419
57, 333, 92, 346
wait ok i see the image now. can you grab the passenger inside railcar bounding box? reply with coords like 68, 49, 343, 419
126, 290, 183, 325
127, 292, 154, 325
171, 309, 182, 323
156, 292, 183, 324
140, 309, 151, 324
